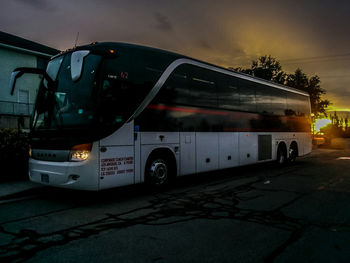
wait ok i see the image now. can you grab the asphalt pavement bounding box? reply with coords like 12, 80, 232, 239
0, 180, 43, 200
2, 144, 350, 262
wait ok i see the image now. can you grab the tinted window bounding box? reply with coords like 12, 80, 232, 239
287, 92, 310, 116
255, 84, 271, 114
159, 64, 191, 105
190, 66, 217, 107
132, 50, 172, 86
269, 88, 287, 116
97, 55, 135, 125
239, 79, 256, 112
217, 75, 240, 110
33, 53, 101, 130
300, 95, 311, 115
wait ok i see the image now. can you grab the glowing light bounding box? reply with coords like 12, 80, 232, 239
337, 157, 350, 160
71, 143, 92, 161
314, 118, 331, 132
71, 150, 90, 161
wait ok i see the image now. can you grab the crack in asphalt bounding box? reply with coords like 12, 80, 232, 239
1, 174, 350, 263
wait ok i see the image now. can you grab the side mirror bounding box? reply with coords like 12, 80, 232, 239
71, 50, 90, 82
9, 67, 55, 96
9, 71, 24, 95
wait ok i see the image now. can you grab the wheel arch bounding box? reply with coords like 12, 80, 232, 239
276, 141, 288, 164
290, 140, 299, 157
144, 147, 178, 183
277, 141, 287, 154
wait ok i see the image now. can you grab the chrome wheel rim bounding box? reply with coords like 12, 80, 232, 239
149, 159, 168, 185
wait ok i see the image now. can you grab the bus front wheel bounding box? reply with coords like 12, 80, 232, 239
146, 157, 170, 187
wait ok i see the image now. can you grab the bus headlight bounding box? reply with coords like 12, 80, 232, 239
71, 150, 90, 161
70, 143, 92, 161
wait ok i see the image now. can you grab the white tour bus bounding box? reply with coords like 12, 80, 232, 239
10, 42, 312, 190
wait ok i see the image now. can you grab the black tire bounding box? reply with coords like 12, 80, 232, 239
277, 144, 287, 165
145, 157, 171, 187
289, 143, 298, 163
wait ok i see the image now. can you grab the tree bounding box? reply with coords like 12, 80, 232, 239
251, 55, 287, 84
286, 69, 330, 117
234, 55, 330, 117
321, 112, 350, 139
234, 55, 286, 84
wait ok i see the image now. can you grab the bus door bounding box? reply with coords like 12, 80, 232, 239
99, 122, 135, 189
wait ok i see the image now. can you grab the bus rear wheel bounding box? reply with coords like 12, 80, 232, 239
277, 144, 287, 165
289, 142, 298, 163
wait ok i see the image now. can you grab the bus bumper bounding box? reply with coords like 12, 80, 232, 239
28, 143, 100, 191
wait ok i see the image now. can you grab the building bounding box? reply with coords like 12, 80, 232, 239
0, 31, 59, 129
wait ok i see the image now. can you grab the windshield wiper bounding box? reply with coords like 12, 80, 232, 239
9, 67, 56, 96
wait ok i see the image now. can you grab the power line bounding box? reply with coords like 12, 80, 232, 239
318, 75, 350, 79
280, 52, 350, 63
282, 57, 350, 65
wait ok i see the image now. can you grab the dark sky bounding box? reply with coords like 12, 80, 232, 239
1, 0, 350, 111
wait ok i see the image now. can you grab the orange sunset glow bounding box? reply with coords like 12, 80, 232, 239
314, 118, 332, 133
1, 0, 349, 111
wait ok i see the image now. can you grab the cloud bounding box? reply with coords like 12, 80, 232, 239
14, 0, 56, 11
154, 12, 173, 32
1, 0, 350, 110
197, 39, 212, 50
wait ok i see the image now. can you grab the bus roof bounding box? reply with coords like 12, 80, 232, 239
57, 42, 309, 97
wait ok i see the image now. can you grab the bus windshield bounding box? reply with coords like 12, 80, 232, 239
31, 46, 170, 143
32, 53, 102, 131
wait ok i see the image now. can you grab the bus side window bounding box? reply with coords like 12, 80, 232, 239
131, 50, 176, 106
217, 75, 240, 110
269, 88, 287, 116
287, 93, 307, 116
255, 84, 271, 114
300, 95, 311, 116
98, 54, 133, 124
239, 79, 256, 112
189, 66, 217, 108
160, 64, 190, 106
